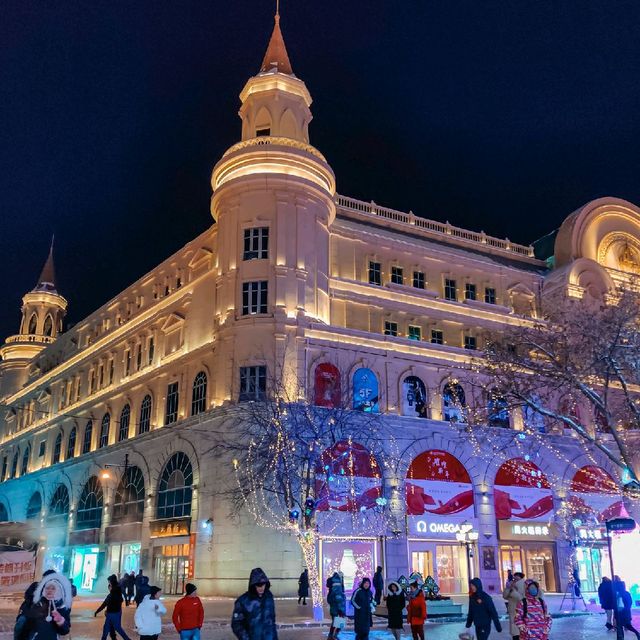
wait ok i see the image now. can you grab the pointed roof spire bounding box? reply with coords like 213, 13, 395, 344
260, 3, 293, 75
33, 236, 57, 293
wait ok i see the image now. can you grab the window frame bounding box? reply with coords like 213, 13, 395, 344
239, 365, 267, 402
118, 405, 131, 442
444, 278, 457, 301
242, 281, 268, 315
191, 371, 207, 416
484, 287, 496, 304
384, 321, 398, 337
464, 283, 477, 301
165, 382, 179, 425
243, 227, 269, 261
390, 266, 404, 285
139, 395, 152, 434
412, 271, 425, 289
368, 261, 382, 286
408, 325, 422, 341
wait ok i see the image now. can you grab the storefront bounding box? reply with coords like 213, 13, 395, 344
150, 518, 194, 595
569, 466, 625, 592
69, 545, 104, 592
108, 543, 141, 577
495, 458, 558, 592
320, 537, 380, 596
406, 450, 477, 594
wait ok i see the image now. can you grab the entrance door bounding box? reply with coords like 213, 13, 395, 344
436, 544, 468, 594
499, 545, 524, 587
411, 550, 433, 578
156, 556, 189, 595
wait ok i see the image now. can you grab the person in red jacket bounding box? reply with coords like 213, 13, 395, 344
407, 580, 427, 640
172, 583, 204, 640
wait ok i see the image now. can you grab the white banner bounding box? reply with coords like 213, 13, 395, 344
0, 550, 36, 592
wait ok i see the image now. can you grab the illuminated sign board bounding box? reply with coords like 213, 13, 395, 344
408, 516, 479, 539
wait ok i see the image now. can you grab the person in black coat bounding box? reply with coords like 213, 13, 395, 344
614, 580, 640, 640
351, 578, 374, 640
372, 566, 384, 606
465, 577, 502, 640
134, 576, 151, 607
231, 567, 278, 640
298, 569, 309, 605
22, 581, 71, 640
599, 576, 616, 630
95, 575, 131, 640
384, 581, 405, 640
327, 572, 346, 640
125, 572, 136, 606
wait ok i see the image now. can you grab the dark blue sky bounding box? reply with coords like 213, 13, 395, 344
1, 1, 639, 338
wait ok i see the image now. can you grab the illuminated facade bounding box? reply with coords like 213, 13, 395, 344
2, 13, 640, 598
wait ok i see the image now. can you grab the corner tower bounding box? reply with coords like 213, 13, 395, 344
210, 11, 336, 400
0, 242, 67, 396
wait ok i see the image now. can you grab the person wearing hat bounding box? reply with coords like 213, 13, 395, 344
134, 586, 166, 640
172, 583, 204, 640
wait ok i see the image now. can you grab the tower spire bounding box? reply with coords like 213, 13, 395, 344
34, 236, 57, 293
260, 5, 293, 75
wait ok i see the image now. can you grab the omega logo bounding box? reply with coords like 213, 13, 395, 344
416, 520, 464, 534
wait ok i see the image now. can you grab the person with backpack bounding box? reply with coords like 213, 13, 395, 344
503, 571, 526, 640
465, 577, 502, 640
326, 572, 346, 640
514, 579, 552, 640
384, 581, 406, 640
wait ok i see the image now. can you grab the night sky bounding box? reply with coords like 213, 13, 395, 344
1, 1, 639, 338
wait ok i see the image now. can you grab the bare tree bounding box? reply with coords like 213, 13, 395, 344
476, 289, 640, 504
211, 361, 394, 619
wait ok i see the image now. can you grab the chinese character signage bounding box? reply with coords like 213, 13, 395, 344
0, 550, 36, 593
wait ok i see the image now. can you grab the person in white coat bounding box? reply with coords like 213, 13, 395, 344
134, 586, 166, 640
503, 572, 526, 640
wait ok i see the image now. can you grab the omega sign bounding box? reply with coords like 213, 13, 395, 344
409, 516, 479, 538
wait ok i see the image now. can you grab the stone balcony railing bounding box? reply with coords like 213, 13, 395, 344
221, 136, 327, 162
336, 194, 537, 259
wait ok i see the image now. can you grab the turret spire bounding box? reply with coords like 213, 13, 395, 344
33, 236, 57, 293
260, 6, 293, 75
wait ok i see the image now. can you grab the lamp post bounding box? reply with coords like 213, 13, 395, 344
457, 522, 479, 582
100, 454, 130, 575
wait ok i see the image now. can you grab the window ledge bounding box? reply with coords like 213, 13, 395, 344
385, 282, 439, 298
463, 298, 510, 313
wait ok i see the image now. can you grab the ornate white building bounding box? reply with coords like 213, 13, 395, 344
2, 13, 640, 599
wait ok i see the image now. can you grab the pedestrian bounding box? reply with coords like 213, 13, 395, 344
231, 568, 278, 640
373, 566, 384, 606
514, 579, 551, 640
14, 581, 39, 640
384, 581, 406, 640
298, 569, 309, 605
135, 570, 144, 596
134, 586, 166, 640
465, 577, 502, 640
126, 571, 136, 606
135, 575, 151, 607
173, 583, 204, 640
407, 579, 427, 640
503, 571, 526, 640
506, 569, 514, 587
22, 576, 71, 640
614, 579, 640, 640
95, 574, 132, 640
351, 577, 374, 640
599, 576, 616, 630
327, 571, 346, 640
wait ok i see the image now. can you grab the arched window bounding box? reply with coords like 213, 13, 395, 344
52, 432, 62, 464
314, 363, 341, 408
488, 391, 510, 428
113, 466, 145, 523
191, 372, 207, 416
10, 451, 19, 479
401, 376, 428, 418
99, 414, 110, 448
0, 502, 8, 522
76, 476, 103, 530
442, 382, 466, 423
157, 452, 193, 519
43, 315, 53, 337
28, 313, 38, 335
26, 492, 42, 520
20, 446, 30, 476
49, 485, 70, 521
352, 368, 380, 412
139, 395, 152, 434
118, 405, 130, 442
67, 427, 77, 460
82, 420, 93, 454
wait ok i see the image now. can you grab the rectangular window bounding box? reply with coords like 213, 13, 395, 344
98, 364, 104, 387
368, 261, 382, 286
430, 329, 444, 345
239, 366, 267, 401
1, 456, 6, 482
136, 344, 142, 371
256, 127, 270, 137
148, 337, 155, 365
444, 278, 457, 301
464, 335, 477, 350
384, 321, 398, 337
242, 281, 268, 315
243, 227, 269, 260
165, 382, 179, 425
484, 287, 496, 304
408, 325, 422, 341
109, 360, 114, 385
125, 351, 131, 377
38, 440, 46, 457
75, 378, 81, 402
464, 283, 477, 301
413, 271, 425, 289
89, 371, 95, 394
391, 266, 404, 285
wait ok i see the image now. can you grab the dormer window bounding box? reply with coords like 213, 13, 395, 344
256, 127, 271, 137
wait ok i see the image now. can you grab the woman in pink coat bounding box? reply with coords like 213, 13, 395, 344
514, 580, 552, 640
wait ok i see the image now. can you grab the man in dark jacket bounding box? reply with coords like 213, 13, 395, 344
372, 567, 384, 606
231, 567, 278, 640
614, 579, 640, 640
599, 576, 616, 630
95, 575, 132, 640
135, 576, 151, 607
465, 577, 502, 640
297, 569, 309, 605
327, 572, 346, 640
351, 578, 374, 640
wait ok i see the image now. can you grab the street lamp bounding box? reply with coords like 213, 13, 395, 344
100, 454, 131, 575
457, 522, 479, 581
